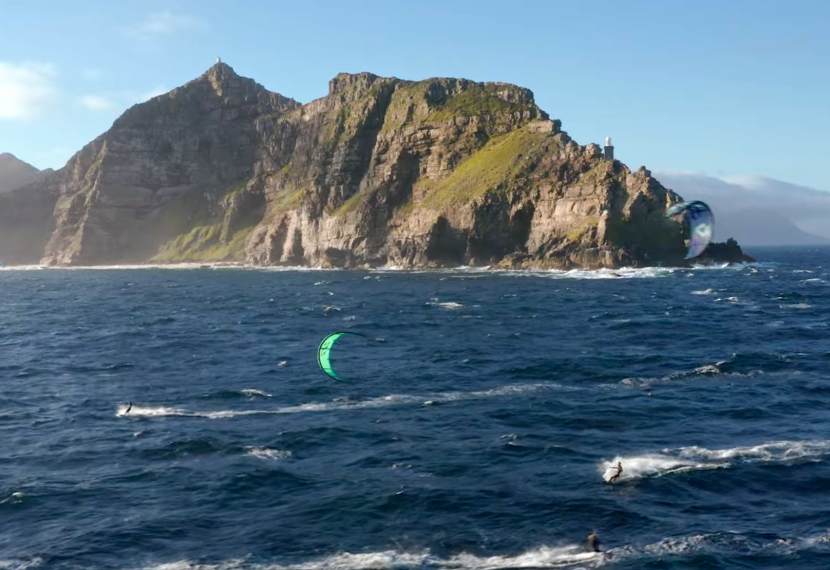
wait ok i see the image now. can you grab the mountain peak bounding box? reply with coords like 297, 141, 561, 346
0, 153, 41, 194
203, 60, 239, 81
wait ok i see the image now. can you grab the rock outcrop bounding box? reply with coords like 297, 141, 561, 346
0, 62, 747, 268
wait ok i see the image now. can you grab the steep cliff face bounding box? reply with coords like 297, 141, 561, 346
0, 176, 58, 264
2, 63, 715, 268
37, 63, 299, 265
245, 72, 685, 268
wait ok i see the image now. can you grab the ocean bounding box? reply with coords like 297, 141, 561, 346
1, 247, 829, 570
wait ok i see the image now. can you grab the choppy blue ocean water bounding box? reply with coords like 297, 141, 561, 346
1, 248, 829, 570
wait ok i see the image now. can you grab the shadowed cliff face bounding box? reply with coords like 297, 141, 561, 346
2, 63, 704, 268
37, 63, 299, 266
0, 153, 43, 194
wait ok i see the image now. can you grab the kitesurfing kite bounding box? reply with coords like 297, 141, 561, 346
666, 201, 714, 259
317, 332, 365, 381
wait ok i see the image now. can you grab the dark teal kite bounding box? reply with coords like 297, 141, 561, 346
667, 200, 714, 259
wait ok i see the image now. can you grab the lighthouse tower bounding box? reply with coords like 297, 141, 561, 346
604, 136, 614, 162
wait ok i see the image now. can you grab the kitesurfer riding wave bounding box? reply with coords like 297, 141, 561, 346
605, 461, 623, 484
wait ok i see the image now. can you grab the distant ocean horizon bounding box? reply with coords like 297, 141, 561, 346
2, 247, 829, 570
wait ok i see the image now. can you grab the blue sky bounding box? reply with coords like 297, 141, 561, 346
1, 0, 828, 190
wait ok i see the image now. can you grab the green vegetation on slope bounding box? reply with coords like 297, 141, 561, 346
566, 218, 599, 241
418, 129, 552, 209
332, 188, 367, 216
265, 184, 305, 218
426, 84, 532, 121
381, 80, 537, 134
153, 225, 253, 262
151, 180, 261, 263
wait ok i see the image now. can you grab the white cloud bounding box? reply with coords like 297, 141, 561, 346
81, 68, 103, 81
80, 94, 116, 111
128, 12, 208, 39
0, 61, 58, 120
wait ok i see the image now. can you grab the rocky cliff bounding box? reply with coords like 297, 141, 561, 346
0, 62, 746, 268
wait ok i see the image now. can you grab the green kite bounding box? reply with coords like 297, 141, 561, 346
317, 332, 364, 381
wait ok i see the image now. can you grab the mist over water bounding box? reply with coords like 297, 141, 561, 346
2, 247, 830, 569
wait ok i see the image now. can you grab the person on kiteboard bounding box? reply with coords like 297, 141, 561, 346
605, 461, 623, 484
587, 532, 601, 552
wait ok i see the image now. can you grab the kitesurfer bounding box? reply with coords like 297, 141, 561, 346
587, 532, 601, 552
605, 461, 623, 484
125, 402, 132, 415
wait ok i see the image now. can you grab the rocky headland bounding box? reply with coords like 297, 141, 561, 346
0, 63, 752, 268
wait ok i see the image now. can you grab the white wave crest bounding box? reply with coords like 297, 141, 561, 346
0, 492, 27, 505
245, 447, 292, 461
0, 559, 44, 570
503, 266, 676, 280
240, 389, 272, 398
602, 439, 830, 483
691, 288, 716, 295
427, 301, 464, 310
126, 526, 830, 570
117, 404, 185, 417
676, 440, 830, 462
134, 545, 601, 570
620, 360, 736, 387
600, 454, 726, 483
0, 265, 45, 271
118, 383, 565, 420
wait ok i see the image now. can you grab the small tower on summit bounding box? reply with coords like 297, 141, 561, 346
216, 56, 222, 64
604, 136, 615, 162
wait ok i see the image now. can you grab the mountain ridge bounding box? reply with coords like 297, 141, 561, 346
0, 153, 44, 194
0, 62, 749, 267
655, 172, 830, 245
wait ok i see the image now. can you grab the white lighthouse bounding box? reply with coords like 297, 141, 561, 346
604, 136, 614, 162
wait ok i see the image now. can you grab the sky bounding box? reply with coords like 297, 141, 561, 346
1, 0, 828, 190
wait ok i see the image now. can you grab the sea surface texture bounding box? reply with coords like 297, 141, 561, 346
2, 248, 829, 570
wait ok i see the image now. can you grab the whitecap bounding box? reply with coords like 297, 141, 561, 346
122, 383, 569, 420
599, 454, 726, 483
117, 404, 185, 417
0, 492, 27, 506
240, 389, 272, 398
691, 288, 715, 295
0, 558, 44, 570
426, 301, 464, 310
600, 439, 830, 485
676, 439, 830, 462
245, 447, 292, 461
